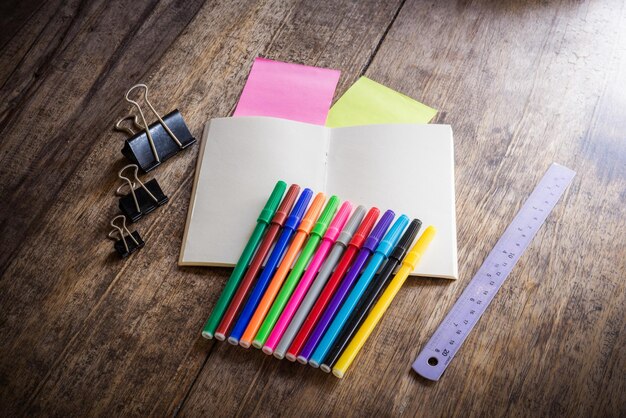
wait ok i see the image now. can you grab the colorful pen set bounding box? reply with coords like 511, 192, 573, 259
288, 207, 379, 362
201, 180, 435, 378
239, 192, 325, 348
273, 206, 367, 360
227, 188, 313, 345
333, 226, 436, 378
308, 214, 409, 367
320, 219, 422, 372
263, 201, 352, 354
214, 184, 300, 340
298, 210, 395, 363
201, 181, 286, 339
255, 196, 340, 349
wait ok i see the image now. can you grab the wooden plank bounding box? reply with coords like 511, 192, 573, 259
0, 0, 405, 416
0, 0, 46, 50
180, 0, 626, 416
0, 0, 207, 268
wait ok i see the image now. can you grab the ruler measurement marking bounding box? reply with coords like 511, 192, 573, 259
413, 164, 575, 380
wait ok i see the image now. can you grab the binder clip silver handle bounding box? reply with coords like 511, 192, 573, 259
108, 215, 139, 254
116, 164, 169, 223
125, 84, 184, 163
114, 115, 143, 136
116, 164, 158, 213
118, 83, 196, 173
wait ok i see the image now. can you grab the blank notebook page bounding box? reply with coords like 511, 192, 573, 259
180, 117, 328, 266
326, 124, 457, 279
180, 117, 458, 279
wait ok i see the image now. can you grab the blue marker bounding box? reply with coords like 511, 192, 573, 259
308, 214, 409, 367
228, 188, 314, 346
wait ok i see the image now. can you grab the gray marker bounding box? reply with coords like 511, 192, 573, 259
274, 206, 367, 360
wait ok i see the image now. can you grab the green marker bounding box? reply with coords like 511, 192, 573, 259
254, 195, 340, 348
202, 181, 287, 339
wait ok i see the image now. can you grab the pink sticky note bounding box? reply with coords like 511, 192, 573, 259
234, 57, 341, 125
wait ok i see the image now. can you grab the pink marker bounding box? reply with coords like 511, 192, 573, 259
263, 201, 352, 353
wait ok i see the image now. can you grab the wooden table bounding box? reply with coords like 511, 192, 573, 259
1, 0, 624, 416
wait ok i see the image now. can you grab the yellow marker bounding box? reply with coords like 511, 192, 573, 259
332, 226, 436, 378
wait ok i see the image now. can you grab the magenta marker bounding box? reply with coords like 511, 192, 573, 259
297, 210, 395, 365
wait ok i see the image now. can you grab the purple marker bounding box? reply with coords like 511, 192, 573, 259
297, 210, 395, 365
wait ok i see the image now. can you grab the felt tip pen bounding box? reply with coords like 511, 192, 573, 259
298, 210, 394, 364
309, 214, 409, 368
320, 219, 422, 372
201, 181, 286, 339
227, 188, 313, 345
266, 201, 352, 357
333, 226, 436, 378
214, 184, 300, 340
256, 196, 340, 351
288, 207, 380, 362
239, 193, 326, 348
275, 206, 367, 361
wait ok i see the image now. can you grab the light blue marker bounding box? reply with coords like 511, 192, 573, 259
228, 188, 314, 346
308, 214, 409, 367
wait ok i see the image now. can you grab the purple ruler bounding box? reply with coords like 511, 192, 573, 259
413, 163, 575, 381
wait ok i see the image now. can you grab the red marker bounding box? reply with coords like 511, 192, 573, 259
286, 207, 380, 361
214, 184, 300, 340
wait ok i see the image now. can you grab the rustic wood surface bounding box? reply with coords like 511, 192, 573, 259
0, 0, 624, 416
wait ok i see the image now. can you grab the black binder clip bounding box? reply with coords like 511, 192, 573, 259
116, 164, 168, 223
108, 215, 145, 258
117, 84, 196, 172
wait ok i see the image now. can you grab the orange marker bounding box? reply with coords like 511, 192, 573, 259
239, 192, 326, 348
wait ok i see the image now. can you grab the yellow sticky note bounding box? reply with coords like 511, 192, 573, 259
326, 77, 437, 127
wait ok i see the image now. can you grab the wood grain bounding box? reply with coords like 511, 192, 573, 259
181, 0, 626, 417
0, 0, 624, 416
0, 0, 405, 416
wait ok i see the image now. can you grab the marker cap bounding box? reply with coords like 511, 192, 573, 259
403, 226, 437, 270
336, 206, 366, 247
297, 192, 326, 233
363, 210, 395, 252
375, 215, 409, 257
311, 196, 340, 237
390, 219, 422, 261
348, 207, 380, 249
271, 184, 300, 225
284, 188, 313, 230
323, 201, 352, 241
258, 181, 287, 224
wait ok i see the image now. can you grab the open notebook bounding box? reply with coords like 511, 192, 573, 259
179, 117, 457, 280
